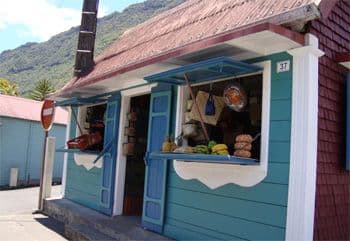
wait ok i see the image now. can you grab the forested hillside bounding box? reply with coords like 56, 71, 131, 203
0, 0, 184, 95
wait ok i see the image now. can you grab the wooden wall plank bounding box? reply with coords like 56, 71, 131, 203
166, 203, 285, 240
270, 121, 291, 142
167, 187, 287, 227
165, 219, 245, 241
167, 171, 288, 206
270, 99, 291, 121
268, 142, 290, 163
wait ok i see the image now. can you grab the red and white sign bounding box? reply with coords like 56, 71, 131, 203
41, 100, 55, 131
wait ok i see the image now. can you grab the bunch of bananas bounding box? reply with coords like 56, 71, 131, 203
184, 147, 194, 153
211, 144, 229, 155
194, 145, 209, 154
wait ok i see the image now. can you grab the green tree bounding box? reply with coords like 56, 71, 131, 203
0, 79, 19, 96
29, 79, 56, 101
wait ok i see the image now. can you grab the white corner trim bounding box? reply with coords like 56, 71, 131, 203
113, 84, 155, 215
285, 33, 324, 241
173, 61, 271, 188
61, 108, 71, 197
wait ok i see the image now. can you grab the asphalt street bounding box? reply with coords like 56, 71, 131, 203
0, 185, 68, 241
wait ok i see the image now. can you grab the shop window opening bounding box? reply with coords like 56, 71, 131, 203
68, 103, 107, 152
122, 94, 150, 215
180, 74, 262, 160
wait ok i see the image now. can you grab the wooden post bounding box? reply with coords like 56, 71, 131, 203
184, 73, 210, 142
38, 131, 48, 210
38, 135, 56, 210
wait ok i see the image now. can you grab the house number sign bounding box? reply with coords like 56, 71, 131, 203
277, 60, 290, 73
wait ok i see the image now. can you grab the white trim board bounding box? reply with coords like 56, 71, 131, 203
173, 60, 271, 188
61, 108, 71, 197
113, 84, 156, 215
285, 34, 324, 241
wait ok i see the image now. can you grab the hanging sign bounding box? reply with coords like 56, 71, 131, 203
41, 99, 55, 131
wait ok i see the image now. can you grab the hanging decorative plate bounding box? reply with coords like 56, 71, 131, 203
223, 82, 247, 111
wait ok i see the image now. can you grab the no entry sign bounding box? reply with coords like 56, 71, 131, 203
41, 100, 55, 131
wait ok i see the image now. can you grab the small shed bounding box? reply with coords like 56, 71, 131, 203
0, 94, 68, 187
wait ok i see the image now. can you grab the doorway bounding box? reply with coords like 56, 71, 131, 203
122, 94, 150, 216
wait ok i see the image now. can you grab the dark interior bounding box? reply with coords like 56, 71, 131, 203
85, 104, 106, 151
189, 74, 262, 159
123, 94, 150, 216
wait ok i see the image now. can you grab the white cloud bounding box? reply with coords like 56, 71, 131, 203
0, 0, 81, 41
98, 4, 108, 18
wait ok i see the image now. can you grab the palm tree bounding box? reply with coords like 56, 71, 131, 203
29, 79, 56, 101
0, 79, 19, 96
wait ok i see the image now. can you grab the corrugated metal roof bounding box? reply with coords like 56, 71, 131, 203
57, 0, 320, 95
0, 95, 68, 125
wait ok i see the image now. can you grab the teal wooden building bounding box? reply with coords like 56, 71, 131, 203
0, 95, 68, 187
47, 0, 350, 240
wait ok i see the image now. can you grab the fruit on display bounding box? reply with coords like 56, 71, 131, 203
234, 142, 252, 151
184, 147, 194, 153
207, 140, 217, 151
211, 144, 229, 155
234, 150, 251, 158
170, 136, 177, 151
194, 145, 209, 154
235, 134, 253, 143
162, 136, 172, 152
234, 134, 253, 158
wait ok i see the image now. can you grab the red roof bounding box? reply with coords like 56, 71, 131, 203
55, 0, 321, 97
0, 94, 68, 125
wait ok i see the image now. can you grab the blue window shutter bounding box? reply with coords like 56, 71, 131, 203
99, 93, 121, 215
142, 85, 173, 233
346, 73, 350, 171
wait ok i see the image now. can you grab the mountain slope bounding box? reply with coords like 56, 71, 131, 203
0, 0, 185, 95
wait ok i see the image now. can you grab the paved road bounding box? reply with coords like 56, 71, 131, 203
0, 185, 68, 241
0, 185, 62, 215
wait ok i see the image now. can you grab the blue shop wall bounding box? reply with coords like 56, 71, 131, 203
0, 117, 66, 186
163, 52, 293, 240
64, 94, 121, 215
64, 107, 103, 211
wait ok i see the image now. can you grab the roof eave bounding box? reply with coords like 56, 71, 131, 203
50, 22, 305, 100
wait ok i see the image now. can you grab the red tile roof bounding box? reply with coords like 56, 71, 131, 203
56, 0, 321, 96
0, 94, 68, 125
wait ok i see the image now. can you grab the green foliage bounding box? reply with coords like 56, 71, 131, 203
29, 79, 56, 101
0, 0, 185, 95
0, 78, 19, 96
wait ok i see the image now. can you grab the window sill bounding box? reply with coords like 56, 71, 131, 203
56, 148, 100, 155
149, 151, 259, 165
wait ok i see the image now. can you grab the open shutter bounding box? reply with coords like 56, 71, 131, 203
142, 85, 173, 233
99, 93, 121, 215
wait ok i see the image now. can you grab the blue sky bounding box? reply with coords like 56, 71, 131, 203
0, 0, 144, 53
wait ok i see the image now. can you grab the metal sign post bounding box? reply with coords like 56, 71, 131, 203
38, 100, 55, 211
